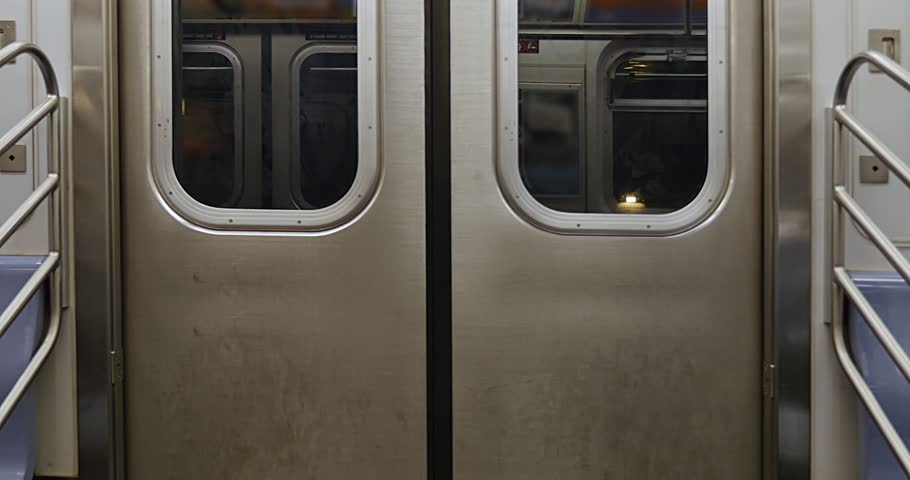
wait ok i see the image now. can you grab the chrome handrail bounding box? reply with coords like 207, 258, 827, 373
0, 42, 64, 430
830, 50, 910, 476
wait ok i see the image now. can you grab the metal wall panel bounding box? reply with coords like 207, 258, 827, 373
117, 1, 426, 478
810, 0, 858, 479
451, 1, 764, 478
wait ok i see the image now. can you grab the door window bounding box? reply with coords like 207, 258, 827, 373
501, 0, 728, 234
155, 0, 379, 231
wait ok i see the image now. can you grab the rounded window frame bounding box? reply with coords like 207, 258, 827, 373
151, 0, 379, 232
180, 42, 246, 208
497, 0, 730, 236
289, 43, 359, 211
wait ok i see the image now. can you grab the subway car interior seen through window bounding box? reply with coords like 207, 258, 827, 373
518, 0, 710, 215
174, 0, 358, 211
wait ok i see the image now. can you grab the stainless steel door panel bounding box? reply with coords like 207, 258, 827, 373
451, 1, 763, 478
119, 1, 426, 478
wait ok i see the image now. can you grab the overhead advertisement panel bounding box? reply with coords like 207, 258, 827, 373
584, 0, 706, 24
182, 0, 356, 20
518, 0, 707, 26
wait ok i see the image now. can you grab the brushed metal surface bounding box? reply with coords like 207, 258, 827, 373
766, 0, 813, 478
860, 155, 890, 184
0, 21, 16, 60
72, 0, 122, 477
119, 1, 426, 478
451, 1, 763, 479
0, 144, 26, 173
151, 0, 380, 231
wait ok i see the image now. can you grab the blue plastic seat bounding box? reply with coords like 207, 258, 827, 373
848, 272, 910, 480
0, 257, 45, 480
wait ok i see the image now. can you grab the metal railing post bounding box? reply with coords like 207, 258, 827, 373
0, 42, 65, 429
829, 50, 910, 477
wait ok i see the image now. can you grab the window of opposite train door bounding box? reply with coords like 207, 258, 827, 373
179, 44, 244, 208
153, 0, 378, 231
501, 0, 727, 235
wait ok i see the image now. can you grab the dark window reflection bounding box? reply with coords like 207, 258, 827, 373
519, 88, 584, 212
174, 2, 358, 211
608, 54, 708, 213
612, 111, 708, 213
178, 49, 241, 208
294, 51, 358, 209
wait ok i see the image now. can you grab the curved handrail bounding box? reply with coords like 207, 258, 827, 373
834, 50, 910, 106
0, 42, 59, 95
0, 42, 64, 430
829, 50, 910, 477
0, 42, 59, 157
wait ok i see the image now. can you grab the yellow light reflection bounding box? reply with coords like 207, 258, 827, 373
617, 193, 645, 214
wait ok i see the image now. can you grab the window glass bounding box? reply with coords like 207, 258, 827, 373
516, 0, 710, 216
608, 54, 708, 213
519, 87, 585, 212
519, 0, 576, 23
179, 49, 241, 208
173, 0, 359, 212
612, 111, 707, 213
611, 55, 707, 101
691, 0, 708, 27
294, 51, 358, 209
182, 0, 356, 20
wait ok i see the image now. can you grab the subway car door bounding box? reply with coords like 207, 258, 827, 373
118, 1, 426, 478
451, 1, 764, 479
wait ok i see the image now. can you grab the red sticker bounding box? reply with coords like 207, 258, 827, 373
519, 39, 540, 54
